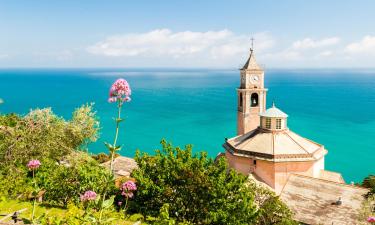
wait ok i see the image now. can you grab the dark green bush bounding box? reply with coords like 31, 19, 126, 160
131, 140, 296, 225
362, 175, 375, 198
131, 140, 297, 225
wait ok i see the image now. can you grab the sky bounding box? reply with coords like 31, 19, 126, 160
1, 0, 375, 68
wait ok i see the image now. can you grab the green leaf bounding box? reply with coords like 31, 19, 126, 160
114, 145, 122, 151
102, 195, 115, 209
116, 118, 125, 123
104, 142, 114, 150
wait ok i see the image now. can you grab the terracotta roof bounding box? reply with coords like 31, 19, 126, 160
319, 170, 345, 183
225, 128, 327, 162
242, 49, 262, 70
280, 174, 368, 225
101, 156, 138, 177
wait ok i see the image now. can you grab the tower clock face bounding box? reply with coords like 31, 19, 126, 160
250, 75, 260, 84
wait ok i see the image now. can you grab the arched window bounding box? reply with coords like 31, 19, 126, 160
250, 93, 258, 107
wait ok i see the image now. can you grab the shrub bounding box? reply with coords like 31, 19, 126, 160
0, 165, 32, 198
132, 140, 261, 224
247, 179, 297, 225
362, 175, 375, 198
36, 153, 115, 208
92, 152, 120, 163
0, 104, 99, 167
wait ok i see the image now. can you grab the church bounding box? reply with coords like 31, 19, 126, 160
220, 46, 369, 225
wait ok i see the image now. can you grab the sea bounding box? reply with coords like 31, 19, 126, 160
0, 68, 374, 183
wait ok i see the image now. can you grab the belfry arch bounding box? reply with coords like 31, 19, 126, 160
251, 93, 259, 107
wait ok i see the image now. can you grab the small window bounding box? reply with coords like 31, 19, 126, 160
239, 93, 243, 107
253, 160, 257, 165
276, 119, 282, 129
265, 118, 271, 129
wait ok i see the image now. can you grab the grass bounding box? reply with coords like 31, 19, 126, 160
0, 199, 66, 222
0, 198, 143, 224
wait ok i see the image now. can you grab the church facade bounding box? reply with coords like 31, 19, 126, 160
222, 48, 340, 194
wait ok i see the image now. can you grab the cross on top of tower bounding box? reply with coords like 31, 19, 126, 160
242, 36, 261, 70
250, 37, 254, 51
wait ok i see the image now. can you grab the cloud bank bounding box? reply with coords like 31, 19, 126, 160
87, 29, 274, 60
85, 30, 375, 68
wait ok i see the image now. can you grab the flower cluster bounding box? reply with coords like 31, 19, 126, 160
368, 216, 375, 223
108, 78, 131, 103
27, 160, 41, 170
120, 180, 137, 198
80, 190, 97, 202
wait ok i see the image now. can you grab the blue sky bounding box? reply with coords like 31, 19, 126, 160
1, 0, 375, 68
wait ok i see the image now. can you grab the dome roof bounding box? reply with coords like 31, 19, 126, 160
260, 103, 288, 118
224, 128, 327, 162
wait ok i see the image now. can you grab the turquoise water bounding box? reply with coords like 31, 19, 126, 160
0, 68, 374, 182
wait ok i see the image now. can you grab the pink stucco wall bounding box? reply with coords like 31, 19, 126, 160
225, 151, 325, 194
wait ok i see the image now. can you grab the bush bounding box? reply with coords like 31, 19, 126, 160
92, 152, 120, 163
132, 140, 296, 225
131, 140, 296, 225
0, 104, 105, 207
362, 175, 375, 198
0, 166, 32, 198
0, 104, 99, 167
247, 179, 297, 225
36, 153, 115, 207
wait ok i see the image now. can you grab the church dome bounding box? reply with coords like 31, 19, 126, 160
259, 103, 288, 118
259, 103, 288, 131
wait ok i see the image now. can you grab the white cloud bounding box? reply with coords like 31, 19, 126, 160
318, 51, 333, 57
81, 32, 374, 67
345, 35, 375, 54
292, 37, 340, 50
87, 29, 275, 60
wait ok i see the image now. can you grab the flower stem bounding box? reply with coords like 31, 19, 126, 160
124, 197, 129, 218
109, 102, 122, 173
98, 192, 106, 223
31, 170, 36, 223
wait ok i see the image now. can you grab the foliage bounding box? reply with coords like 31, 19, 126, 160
362, 175, 375, 198
0, 199, 140, 225
247, 179, 297, 225
145, 203, 196, 225
92, 152, 120, 163
0, 165, 32, 198
0, 104, 99, 167
132, 140, 262, 225
36, 152, 115, 208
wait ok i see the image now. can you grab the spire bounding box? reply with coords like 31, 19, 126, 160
241, 38, 262, 70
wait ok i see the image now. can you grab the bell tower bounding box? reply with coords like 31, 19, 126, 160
237, 45, 267, 135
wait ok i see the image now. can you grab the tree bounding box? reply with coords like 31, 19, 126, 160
0, 104, 99, 166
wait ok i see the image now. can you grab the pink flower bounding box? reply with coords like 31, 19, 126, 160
122, 192, 134, 198
80, 190, 97, 202
27, 160, 41, 170
121, 180, 137, 192
368, 216, 375, 223
120, 180, 137, 198
108, 78, 131, 103
118, 201, 123, 206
